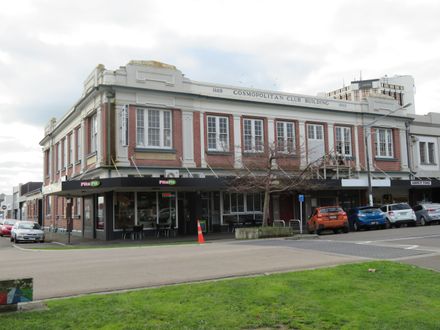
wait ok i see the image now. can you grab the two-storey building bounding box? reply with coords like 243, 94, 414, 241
40, 61, 413, 240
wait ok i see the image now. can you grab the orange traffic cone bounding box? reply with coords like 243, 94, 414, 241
197, 220, 205, 244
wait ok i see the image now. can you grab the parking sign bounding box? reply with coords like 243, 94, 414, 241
298, 194, 304, 202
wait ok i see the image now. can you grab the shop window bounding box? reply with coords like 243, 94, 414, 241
137, 192, 157, 229
223, 192, 262, 214
114, 192, 135, 230
96, 195, 105, 230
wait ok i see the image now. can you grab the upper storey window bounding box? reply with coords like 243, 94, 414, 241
90, 114, 98, 154
136, 108, 172, 149
243, 118, 264, 153
276, 121, 295, 154
375, 128, 393, 158
207, 115, 229, 152
335, 126, 352, 157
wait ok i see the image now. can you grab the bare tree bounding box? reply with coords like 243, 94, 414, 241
228, 142, 331, 227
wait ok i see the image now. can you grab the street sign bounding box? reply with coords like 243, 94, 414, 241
298, 194, 304, 203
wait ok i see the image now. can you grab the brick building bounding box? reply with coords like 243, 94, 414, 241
40, 61, 415, 240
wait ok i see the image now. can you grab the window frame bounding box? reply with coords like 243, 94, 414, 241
276, 121, 296, 154
307, 124, 324, 141
90, 114, 98, 154
207, 115, 230, 152
375, 128, 393, 158
335, 126, 352, 157
136, 108, 173, 149
243, 118, 264, 153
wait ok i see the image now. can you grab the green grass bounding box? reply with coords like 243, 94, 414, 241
1, 261, 440, 329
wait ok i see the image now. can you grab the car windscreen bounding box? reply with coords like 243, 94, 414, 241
390, 203, 411, 210
319, 207, 342, 213
424, 204, 440, 209
19, 223, 41, 230
359, 208, 380, 214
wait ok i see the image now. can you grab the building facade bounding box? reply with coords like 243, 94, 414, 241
325, 75, 416, 115
40, 61, 416, 240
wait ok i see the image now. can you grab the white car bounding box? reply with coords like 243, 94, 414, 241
380, 203, 416, 228
10, 221, 45, 243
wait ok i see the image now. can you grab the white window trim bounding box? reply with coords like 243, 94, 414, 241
243, 118, 264, 153
207, 115, 229, 152
222, 192, 263, 215
57, 143, 61, 172
276, 121, 296, 153
76, 126, 81, 163
69, 133, 73, 165
375, 128, 393, 158
307, 124, 324, 141
90, 114, 98, 154
419, 141, 437, 165
121, 105, 128, 147
136, 108, 173, 149
335, 126, 352, 157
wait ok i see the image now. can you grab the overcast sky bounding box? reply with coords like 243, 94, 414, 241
0, 0, 439, 195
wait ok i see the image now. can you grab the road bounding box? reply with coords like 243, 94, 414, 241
1, 225, 440, 300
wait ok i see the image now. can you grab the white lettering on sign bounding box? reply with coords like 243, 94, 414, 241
410, 180, 432, 186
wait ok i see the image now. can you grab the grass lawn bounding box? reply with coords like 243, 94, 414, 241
1, 261, 439, 329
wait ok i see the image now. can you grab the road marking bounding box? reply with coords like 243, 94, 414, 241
405, 245, 419, 250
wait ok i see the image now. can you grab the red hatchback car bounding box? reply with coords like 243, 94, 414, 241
307, 206, 349, 235
0, 219, 18, 237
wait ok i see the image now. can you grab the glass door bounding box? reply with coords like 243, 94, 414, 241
83, 196, 94, 239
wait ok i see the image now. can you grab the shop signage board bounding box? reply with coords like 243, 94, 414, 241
410, 180, 432, 186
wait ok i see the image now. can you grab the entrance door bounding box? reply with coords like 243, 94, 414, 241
83, 196, 94, 239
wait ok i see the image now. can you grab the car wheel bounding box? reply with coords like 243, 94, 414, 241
420, 217, 429, 226
10, 236, 14, 242
395, 223, 401, 228
333, 229, 339, 234
386, 220, 392, 229
315, 227, 321, 235
353, 222, 359, 231
342, 226, 349, 233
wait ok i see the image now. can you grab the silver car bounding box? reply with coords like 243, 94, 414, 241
380, 203, 416, 228
413, 203, 440, 226
10, 221, 45, 243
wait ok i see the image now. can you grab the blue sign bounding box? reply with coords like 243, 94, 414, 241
298, 194, 304, 203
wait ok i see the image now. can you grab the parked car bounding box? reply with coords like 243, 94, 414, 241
413, 203, 440, 226
380, 203, 416, 228
307, 206, 349, 235
348, 206, 387, 231
0, 219, 18, 237
10, 221, 45, 243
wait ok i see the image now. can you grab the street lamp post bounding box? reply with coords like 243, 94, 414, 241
363, 103, 412, 206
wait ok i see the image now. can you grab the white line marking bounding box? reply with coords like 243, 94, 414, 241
405, 245, 419, 250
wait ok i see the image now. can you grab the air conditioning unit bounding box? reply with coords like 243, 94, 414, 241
164, 170, 179, 178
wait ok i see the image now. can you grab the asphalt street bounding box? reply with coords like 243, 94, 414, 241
1, 225, 440, 300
